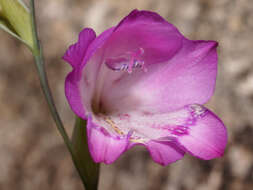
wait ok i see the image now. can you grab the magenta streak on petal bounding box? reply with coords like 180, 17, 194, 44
177, 106, 227, 160
165, 125, 189, 136
89, 104, 227, 164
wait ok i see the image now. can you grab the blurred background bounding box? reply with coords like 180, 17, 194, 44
0, 0, 253, 189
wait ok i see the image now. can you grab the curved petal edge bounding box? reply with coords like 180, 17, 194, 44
146, 141, 185, 166
177, 106, 228, 160
63, 28, 96, 68
87, 116, 130, 164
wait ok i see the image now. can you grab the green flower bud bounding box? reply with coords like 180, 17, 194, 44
0, 0, 34, 49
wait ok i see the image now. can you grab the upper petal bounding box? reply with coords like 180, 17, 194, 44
64, 28, 114, 119
148, 40, 218, 112
63, 28, 96, 68
103, 9, 183, 66
65, 10, 185, 118
101, 40, 218, 114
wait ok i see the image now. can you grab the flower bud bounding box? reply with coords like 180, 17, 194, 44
0, 0, 34, 48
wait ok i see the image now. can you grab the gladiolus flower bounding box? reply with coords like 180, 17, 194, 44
63, 10, 227, 165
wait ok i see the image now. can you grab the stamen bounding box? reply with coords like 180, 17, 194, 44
105, 47, 147, 73
188, 104, 207, 118
115, 59, 145, 73
104, 116, 124, 135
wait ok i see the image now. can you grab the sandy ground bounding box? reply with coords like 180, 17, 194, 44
0, 0, 253, 189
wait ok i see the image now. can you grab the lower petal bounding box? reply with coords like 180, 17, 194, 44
86, 104, 227, 164
98, 104, 227, 161
177, 107, 227, 160
146, 140, 185, 166
87, 116, 129, 164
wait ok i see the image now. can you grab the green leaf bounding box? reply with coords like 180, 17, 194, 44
0, 0, 34, 48
72, 117, 100, 190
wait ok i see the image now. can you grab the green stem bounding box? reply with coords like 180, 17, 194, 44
29, 0, 99, 189
72, 118, 100, 190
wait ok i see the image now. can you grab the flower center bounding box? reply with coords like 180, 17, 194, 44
105, 47, 147, 73
91, 48, 147, 118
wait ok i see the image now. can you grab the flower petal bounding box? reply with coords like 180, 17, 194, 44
65, 10, 185, 118
177, 107, 227, 160
150, 40, 218, 112
63, 10, 226, 166
65, 70, 86, 119
98, 104, 227, 161
63, 28, 96, 68
103, 9, 183, 66
64, 28, 114, 119
146, 141, 185, 166
87, 116, 129, 164
100, 40, 218, 114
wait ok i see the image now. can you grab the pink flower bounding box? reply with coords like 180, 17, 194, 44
63, 10, 227, 165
